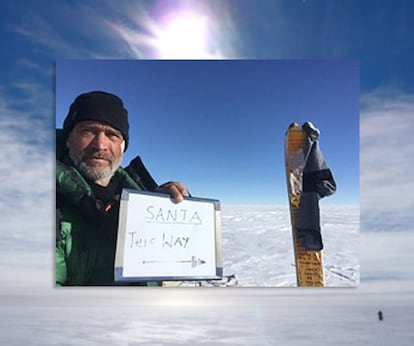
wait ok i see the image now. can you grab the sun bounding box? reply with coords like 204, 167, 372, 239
108, 3, 233, 59
153, 11, 211, 59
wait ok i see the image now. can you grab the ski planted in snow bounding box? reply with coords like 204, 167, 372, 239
285, 122, 325, 286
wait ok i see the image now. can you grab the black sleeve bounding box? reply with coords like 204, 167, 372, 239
124, 156, 159, 191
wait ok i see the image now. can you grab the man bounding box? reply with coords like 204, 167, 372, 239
56, 91, 189, 286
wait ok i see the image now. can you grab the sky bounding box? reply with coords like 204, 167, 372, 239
55, 59, 359, 205
1, 0, 414, 342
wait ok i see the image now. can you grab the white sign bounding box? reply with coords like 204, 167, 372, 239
114, 189, 222, 282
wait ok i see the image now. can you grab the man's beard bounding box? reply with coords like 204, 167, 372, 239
69, 148, 123, 184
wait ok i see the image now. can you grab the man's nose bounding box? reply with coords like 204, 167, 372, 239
90, 131, 109, 150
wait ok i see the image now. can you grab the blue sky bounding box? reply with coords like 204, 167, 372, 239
56, 59, 359, 204
1, 0, 414, 341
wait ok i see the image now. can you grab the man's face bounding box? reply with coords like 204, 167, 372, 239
67, 121, 125, 186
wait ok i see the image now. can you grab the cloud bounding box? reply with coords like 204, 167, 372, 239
360, 231, 414, 289
5, 2, 122, 58
6, 9, 75, 57
0, 85, 53, 287
360, 88, 414, 231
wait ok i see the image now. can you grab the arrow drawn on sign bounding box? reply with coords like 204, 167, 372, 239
142, 256, 206, 268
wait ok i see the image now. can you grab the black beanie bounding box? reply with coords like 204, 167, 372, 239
63, 91, 129, 151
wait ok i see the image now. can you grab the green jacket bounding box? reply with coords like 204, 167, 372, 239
56, 130, 160, 286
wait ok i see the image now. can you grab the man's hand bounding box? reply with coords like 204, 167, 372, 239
156, 181, 190, 203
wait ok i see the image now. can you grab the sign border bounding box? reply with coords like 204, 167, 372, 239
114, 189, 223, 283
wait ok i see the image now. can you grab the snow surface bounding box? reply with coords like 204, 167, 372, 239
1, 303, 412, 345
219, 204, 359, 287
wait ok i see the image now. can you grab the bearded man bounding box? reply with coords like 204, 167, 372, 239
56, 91, 189, 286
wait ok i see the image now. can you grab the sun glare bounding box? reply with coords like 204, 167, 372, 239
154, 11, 211, 59
109, 3, 233, 59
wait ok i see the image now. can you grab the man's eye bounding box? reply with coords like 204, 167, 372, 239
81, 128, 94, 135
107, 132, 122, 140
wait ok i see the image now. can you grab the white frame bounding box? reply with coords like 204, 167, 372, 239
114, 189, 222, 283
